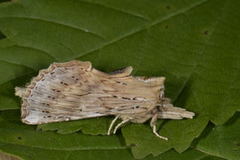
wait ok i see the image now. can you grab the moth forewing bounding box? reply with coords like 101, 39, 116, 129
15, 60, 195, 140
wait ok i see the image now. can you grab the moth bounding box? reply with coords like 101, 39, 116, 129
15, 60, 195, 140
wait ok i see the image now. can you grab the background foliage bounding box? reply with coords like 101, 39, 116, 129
0, 0, 239, 159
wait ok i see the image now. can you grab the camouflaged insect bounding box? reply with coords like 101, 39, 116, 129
15, 60, 195, 140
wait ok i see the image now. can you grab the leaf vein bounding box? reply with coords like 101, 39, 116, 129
76, 0, 209, 59
172, 0, 228, 107
78, 0, 150, 21
0, 59, 35, 72
0, 16, 105, 40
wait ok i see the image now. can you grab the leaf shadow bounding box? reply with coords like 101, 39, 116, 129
191, 121, 215, 147
0, 30, 6, 40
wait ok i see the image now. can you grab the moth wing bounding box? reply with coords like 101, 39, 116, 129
16, 61, 165, 124
95, 76, 165, 115
17, 61, 110, 124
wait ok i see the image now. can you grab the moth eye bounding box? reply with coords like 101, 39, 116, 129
135, 105, 140, 108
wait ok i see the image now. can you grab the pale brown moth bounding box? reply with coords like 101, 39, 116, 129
15, 60, 194, 140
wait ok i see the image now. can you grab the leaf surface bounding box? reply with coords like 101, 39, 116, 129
0, 0, 239, 158
196, 113, 240, 160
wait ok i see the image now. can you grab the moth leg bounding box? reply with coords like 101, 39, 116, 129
107, 115, 120, 135
150, 114, 168, 140
113, 119, 130, 134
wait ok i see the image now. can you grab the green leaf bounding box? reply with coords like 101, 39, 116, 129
0, 96, 19, 110
0, 142, 226, 160
0, 0, 240, 158
0, 42, 55, 110
0, 110, 226, 160
196, 112, 240, 160
0, 0, 9, 3
38, 117, 111, 135
0, 31, 5, 39
0, 144, 133, 160
0, 110, 126, 151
